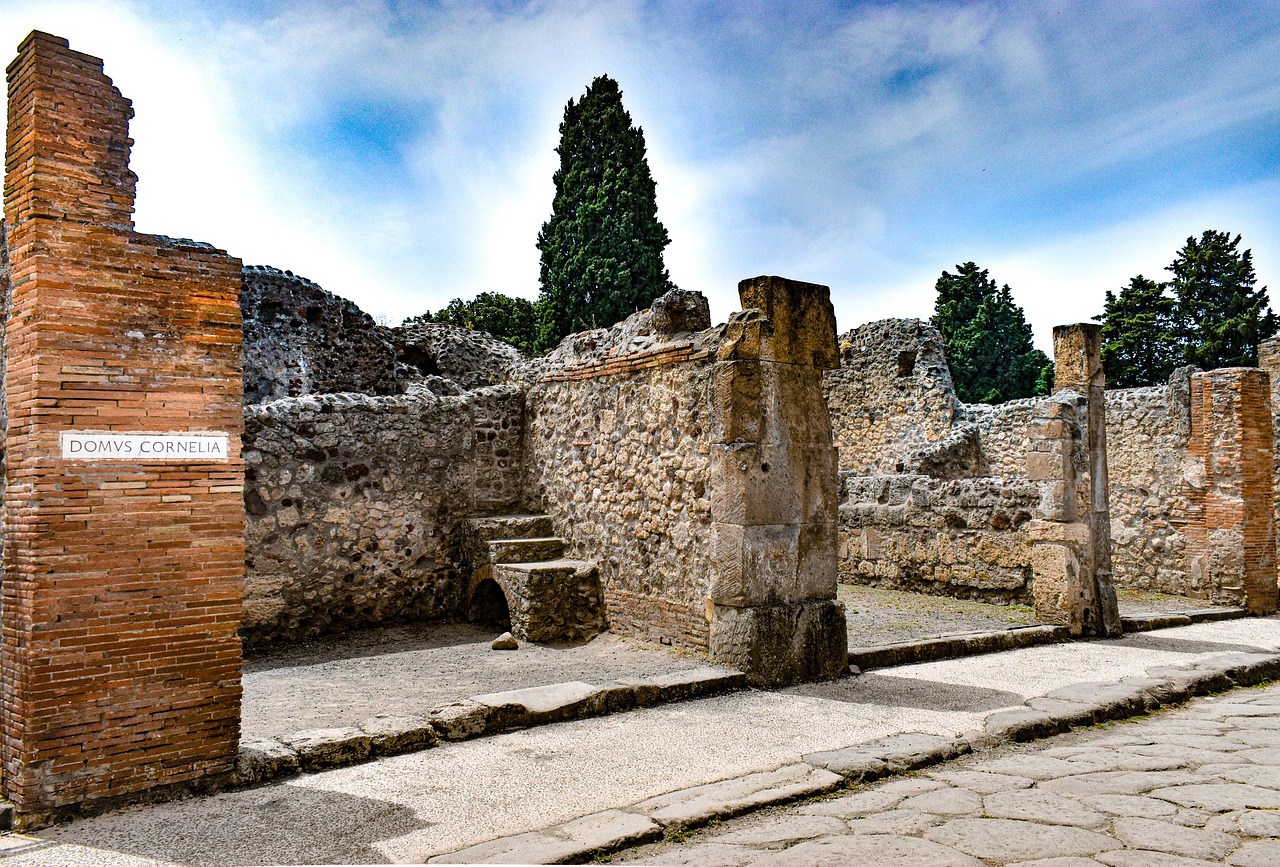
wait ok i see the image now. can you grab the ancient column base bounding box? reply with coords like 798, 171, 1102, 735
710, 599, 848, 687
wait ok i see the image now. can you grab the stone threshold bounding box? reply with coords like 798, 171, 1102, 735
428, 650, 1280, 865
232, 666, 746, 787
848, 606, 1249, 671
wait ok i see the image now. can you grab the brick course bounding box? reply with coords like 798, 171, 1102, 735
2, 32, 244, 820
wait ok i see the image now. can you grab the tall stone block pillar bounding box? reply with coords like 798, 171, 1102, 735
708, 276, 848, 686
2, 33, 244, 823
1185, 368, 1277, 613
1025, 324, 1121, 636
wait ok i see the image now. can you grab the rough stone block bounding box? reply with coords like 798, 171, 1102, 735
633, 763, 842, 828
358, 713, 439, 757
429, 810, 661, 864
984, 708, 1063, 740
427, 701, 492, 740
736, 276, 840, 369
616, 667, 747, 704
233, 737, 300, 786
710, 599, 848, 686
472, 681, 606, 725
280, 727, 373, 771
805, 733, 968, 777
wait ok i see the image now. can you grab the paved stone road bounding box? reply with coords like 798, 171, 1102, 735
618, 682, 1280, 866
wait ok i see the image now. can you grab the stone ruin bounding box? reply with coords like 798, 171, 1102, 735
0, 31, 1277, 825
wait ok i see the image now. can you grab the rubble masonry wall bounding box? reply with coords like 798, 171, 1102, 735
838, 474, 1038, 603
241, 386, 524, 646
523, 344, 716, 648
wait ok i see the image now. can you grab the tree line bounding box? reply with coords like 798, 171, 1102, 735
405, 73, 1274, 401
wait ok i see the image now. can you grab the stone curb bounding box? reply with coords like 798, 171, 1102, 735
231, 665, 745, 789
848, 606, 1251, 671
1119, 607, 1248, 633
848, 624, 1070, 670
428, 649, 1280, 865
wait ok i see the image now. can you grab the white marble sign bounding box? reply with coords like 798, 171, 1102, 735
60, 432, 231, 462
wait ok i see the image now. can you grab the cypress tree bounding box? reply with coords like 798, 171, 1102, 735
930, 262, 1051, 404
536, 75, 674, 350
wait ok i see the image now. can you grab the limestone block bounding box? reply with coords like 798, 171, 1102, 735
710, 360, 831, 446
709, 599, 848, 686
1030, 542, 1077, 626
358, 713, 439, 757
736, 275, 840, 369
1026, 450, 1072, 482
1025, 520, 1091, 544
710, 522, 838, 606
710, 441, 837, 526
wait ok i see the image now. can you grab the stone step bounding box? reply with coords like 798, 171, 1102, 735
486, 537, 566, 564
469, 514, 555, 542
495, 558, 594, 578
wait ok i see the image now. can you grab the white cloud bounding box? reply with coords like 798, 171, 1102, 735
3, 0, 1278, 338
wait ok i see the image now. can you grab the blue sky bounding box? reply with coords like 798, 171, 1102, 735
4, 1, 1279, 351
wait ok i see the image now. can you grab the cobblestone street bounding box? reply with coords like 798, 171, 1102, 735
618, 682, 1280, 866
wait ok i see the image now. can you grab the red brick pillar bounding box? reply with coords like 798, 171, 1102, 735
2, 32, 244, 824
1185, 368, 1277, 613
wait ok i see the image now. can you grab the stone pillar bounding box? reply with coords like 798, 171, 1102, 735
1184, 368, 1277, 613
1025, 325, 1120, 636
2, 32, 244, 824
708, 276, 848, 686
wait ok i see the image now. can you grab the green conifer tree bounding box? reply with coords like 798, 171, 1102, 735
1095, 276, 1180, 388
1169, 230, 1275, 370
930, 262, 1051, 404
536, 76, 674, 350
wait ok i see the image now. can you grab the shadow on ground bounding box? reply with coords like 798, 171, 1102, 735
786, 672, 1025, 713
39, 786, 425, 866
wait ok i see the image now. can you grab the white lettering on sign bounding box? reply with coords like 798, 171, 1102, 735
60, 432, 231, 463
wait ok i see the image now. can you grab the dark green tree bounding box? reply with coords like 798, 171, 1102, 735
536, 75, 674, 351
1169, 230, 1275, 370
403, 292, 540, 354
1095, 231, 1275, 386
1095, 275, 1181, 388
930, 262, 1051, 404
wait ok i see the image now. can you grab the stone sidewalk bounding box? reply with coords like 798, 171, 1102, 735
617, 680, 1280, 866
2, 617, 1277, 865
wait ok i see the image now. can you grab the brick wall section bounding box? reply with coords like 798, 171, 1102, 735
2, 32, 244, 820
1184, 369, 1277, 612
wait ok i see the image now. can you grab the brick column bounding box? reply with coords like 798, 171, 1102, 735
2, 32, 244, 823
1184, 368, 1277, 613
708, 276, 847, 686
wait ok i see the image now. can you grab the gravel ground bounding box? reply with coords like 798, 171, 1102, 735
242, 622, 713, 739
242, 587, 1230, 739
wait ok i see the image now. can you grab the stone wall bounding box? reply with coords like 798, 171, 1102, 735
825, 319, 958, 474
241, 266, 400, 403
838, 474, 1038, 603
523, 295, 719, 649
1104, 381, 1194, 594
241, 386, 524, 645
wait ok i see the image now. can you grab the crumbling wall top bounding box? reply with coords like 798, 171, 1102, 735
5, 31, 136, 227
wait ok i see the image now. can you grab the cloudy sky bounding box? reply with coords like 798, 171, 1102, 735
4, 1, 1278, 349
